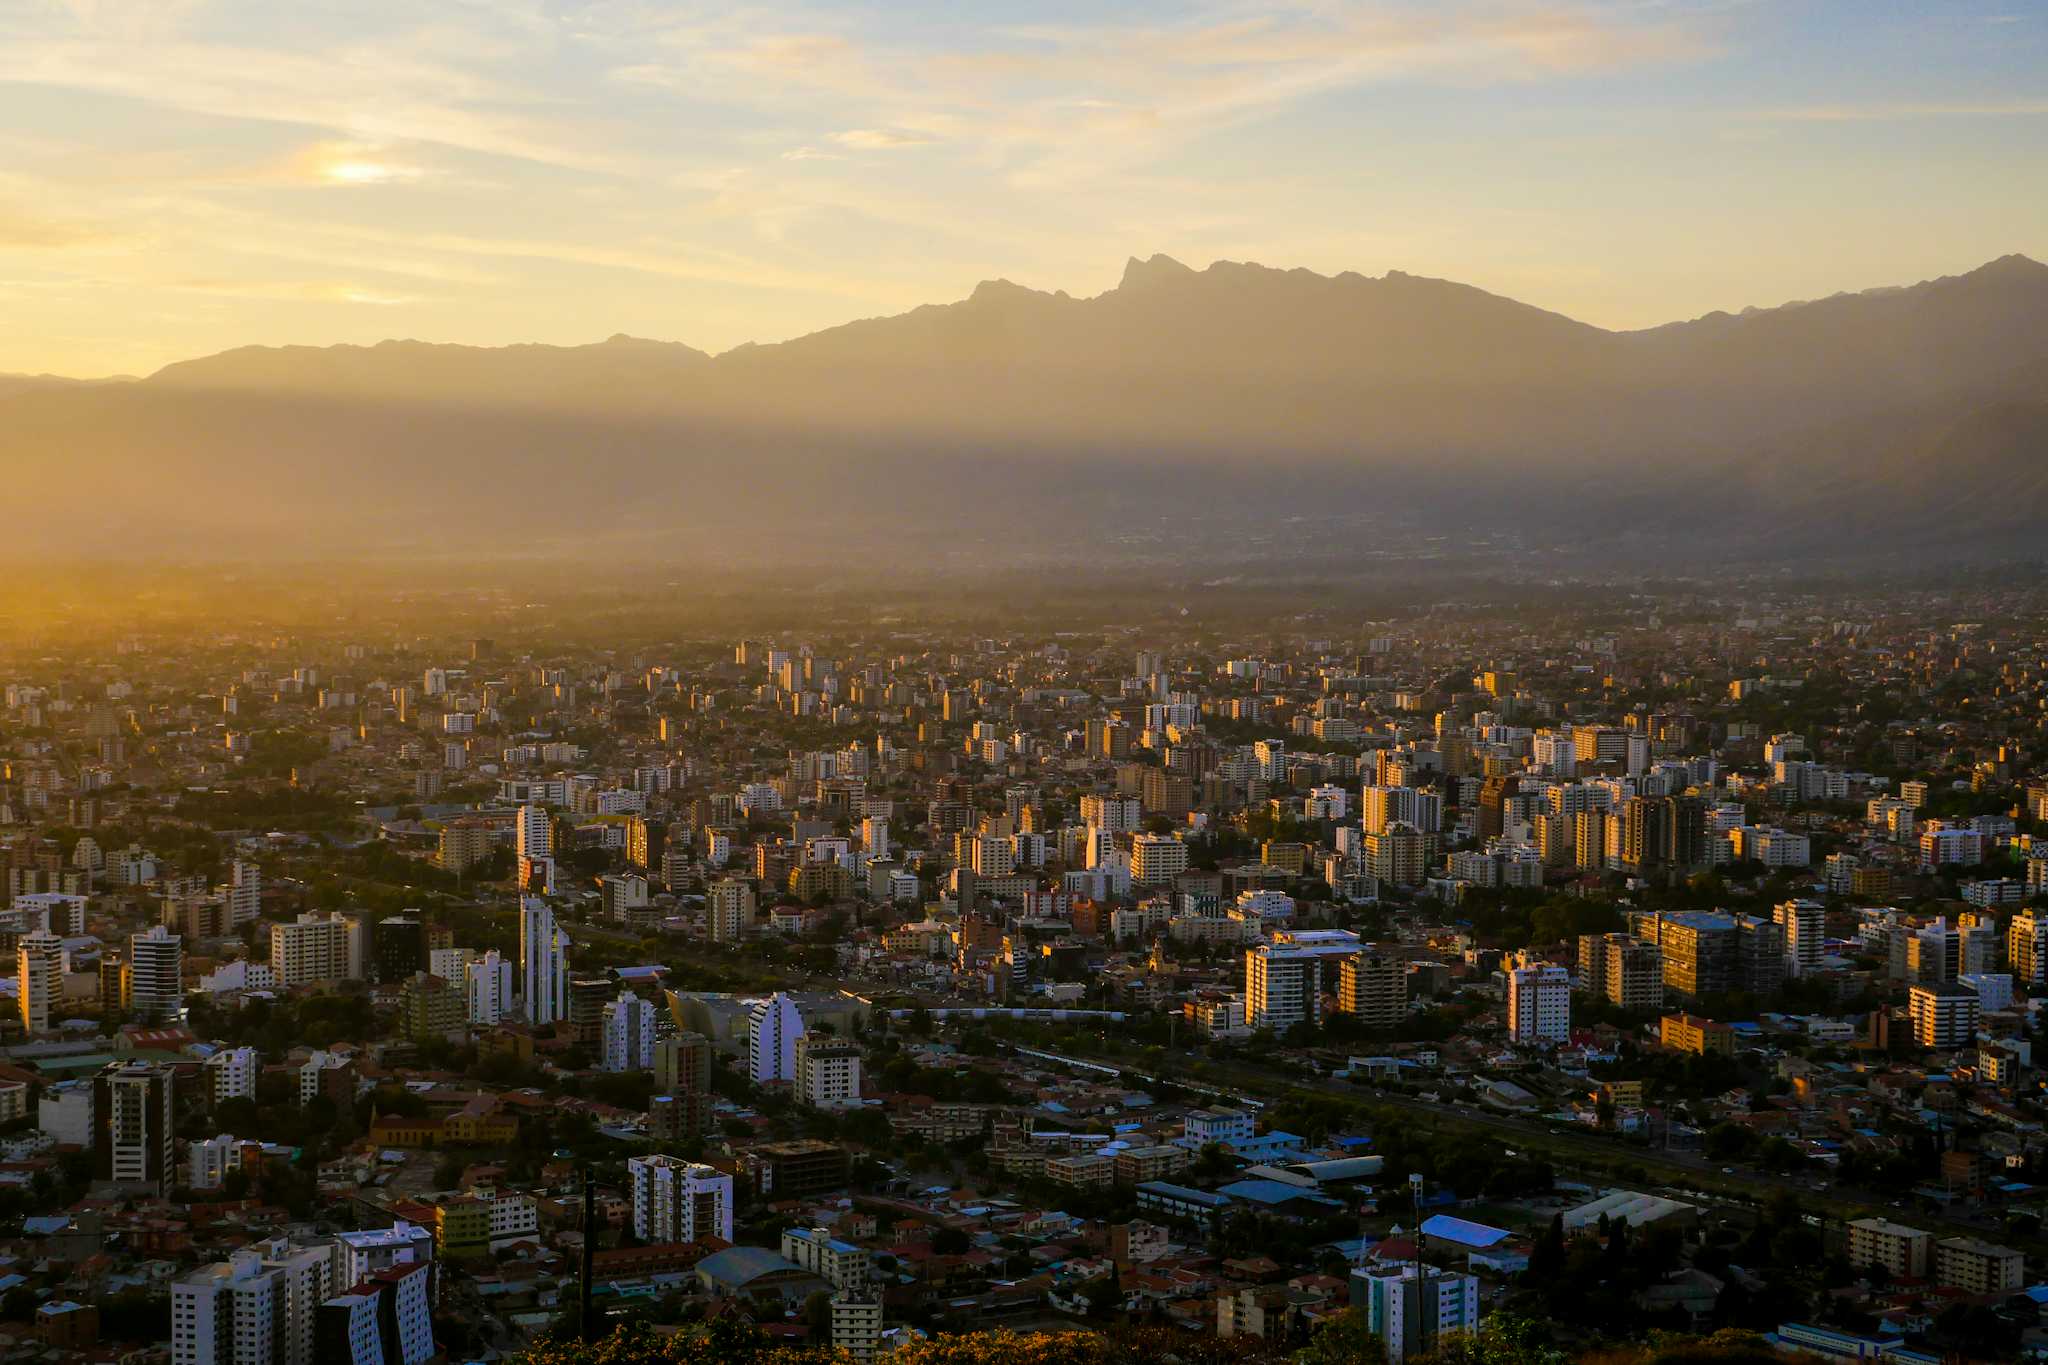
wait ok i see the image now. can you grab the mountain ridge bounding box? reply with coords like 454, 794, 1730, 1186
124, 251, 2045, 387
3, 251, 2045, 566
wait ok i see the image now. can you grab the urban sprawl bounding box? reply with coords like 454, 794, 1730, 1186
4, 588, 2048, 1363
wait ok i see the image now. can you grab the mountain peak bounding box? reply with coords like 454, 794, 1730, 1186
969, 277, 1038, 304
1119, 253, 1196, 291
1970, 252, 2045, 279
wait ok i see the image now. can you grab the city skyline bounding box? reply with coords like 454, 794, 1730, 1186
1, 1, 2043, 377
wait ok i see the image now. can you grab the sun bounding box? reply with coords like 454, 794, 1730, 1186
322, 159, 405, 185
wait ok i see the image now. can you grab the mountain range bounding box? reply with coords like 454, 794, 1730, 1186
6, 252, 2046, 568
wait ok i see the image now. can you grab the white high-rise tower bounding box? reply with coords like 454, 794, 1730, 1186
519, 898, 569, 1026
747, 992, 806, 1083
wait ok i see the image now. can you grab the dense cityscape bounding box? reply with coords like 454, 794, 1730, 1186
0, 579, 2040, 1364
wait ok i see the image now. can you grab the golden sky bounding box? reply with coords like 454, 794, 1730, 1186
1, 0, 2043, 377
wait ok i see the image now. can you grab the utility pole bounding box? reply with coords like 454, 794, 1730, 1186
1410, 1171, 1429, 1359
578, 1163, 596, 1341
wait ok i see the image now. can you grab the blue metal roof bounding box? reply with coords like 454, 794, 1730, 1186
1136, 1181, 1231, 1208
1218, 1179, 1344, 1209
696, 1246, 807, 1287
1420, 1214, 1512, 1248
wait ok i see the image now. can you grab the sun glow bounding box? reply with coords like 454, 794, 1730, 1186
321, 159, 412, 185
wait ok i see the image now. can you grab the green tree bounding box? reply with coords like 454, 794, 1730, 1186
1294, 1308, 1385, 1365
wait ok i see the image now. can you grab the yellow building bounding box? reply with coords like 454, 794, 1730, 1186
476, 1027, 535, 1064
1660, 1013, 1735, 1056
367, 1098, 518, 1149
1260, 841, 1308, 874
434, 1195, 492, 1259
1598, 1079, 1645, 1110
402, 972, 465, 1043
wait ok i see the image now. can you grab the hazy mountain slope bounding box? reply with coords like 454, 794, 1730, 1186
148, 334, 711, 412
3, 252, 2043, 563
0, 373, 128, 400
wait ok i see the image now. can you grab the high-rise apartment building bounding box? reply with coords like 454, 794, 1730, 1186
515, 803, 554, 892
514, 804, 552, 862
128, 925, 185, 1024
269, 912, 363, 987
1735, 915, 1786, 996
228, 861, 263, 926
1351, 1264, 1481, 1364
17, 929, 63, 1034
1620, 795, 1706, 872
1364, 822, 1426, 887
627, 1155, 733, 1244
748, 992, 806, 1083
654, 1032, 711, 1094
1246, 930, 1362, 1031
1774, 899, 1827, 978
314, 1259, 433, 1365
567, 977, 612, 1047
1907, 982, 1979, 1049
1633, 911, 1741, 1000
1533, 811, 1576, 867
1336, 952, 1407, 1030
706, 879, 755, 943
1477, 774, 1520, 843
1604, 938, 1663, 1012
1130, 833, 1189, 885
371, 917, 424, 985
1140, 768, 1195, 819
206, 1046, 258, 1103
465, 949, 513, 1026
624, 816, 656, 871
1079, 794, 1142, 833
782, 1226, 874, 1293
436, 820, 493, 873
601, 990, 656, 1072
1909, 918, 1961, 984
518, 898, 569, 1026
1572, 725, 1630, 766
172, 1232, 353, 1365
400, 973, 464, 1044
795, 1034, 863, 1110
100, 951, 129, 1017
95, 1060, 175, 1194
1573, 809, 1609, 871
1506, 957, 1571, 1045
173, 1246, 310, 1365
1577, 933, 1663, 1012
2010, 909, 2048, 987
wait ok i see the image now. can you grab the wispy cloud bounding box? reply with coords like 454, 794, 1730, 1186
1755, 98, 2048, 121
0, 201, 109, 248
0, 11, 629, 175
167, 277, 427, 305
612, 2, 1715, 183
830, 128, 939, 149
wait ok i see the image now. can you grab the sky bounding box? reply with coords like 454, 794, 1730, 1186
0, 0, 2043, 378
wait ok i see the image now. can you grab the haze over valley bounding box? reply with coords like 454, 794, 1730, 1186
6, 252, 2046, 569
